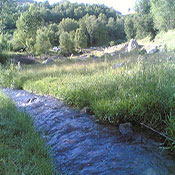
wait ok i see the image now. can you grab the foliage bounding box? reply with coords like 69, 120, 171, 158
0, 63, 23, 89
15, 4, 43, 54
47, 23, 59, 46
59, 32, 75, 55
124, 15, 136, 40
58, 18, 79, 34
74, 28, 87, 50
34, 27, 51, 55
135, 0, 151, 14
0, 33, 12, 51
0, 92, 56, 175
134, 14, 155, 39
151, 0, 175, 31
0, 51, 10, 64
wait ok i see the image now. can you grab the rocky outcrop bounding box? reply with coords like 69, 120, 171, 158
128, 39, 139, 52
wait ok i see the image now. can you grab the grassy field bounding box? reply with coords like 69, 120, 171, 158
0, 92, 57, 175
1, 50, 175, 150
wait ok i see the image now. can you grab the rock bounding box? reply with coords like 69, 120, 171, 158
42, 58, 54, 64
41, 56, 48, 60
52, 46, 59, 52
80, 106, 89, 114
79, 55, 89, 59
167, 57, 175, 61
113, 63, 124, 69
139, 48, 147, 55
159, 44, 167, 53
118, 43, 128, 53
27, 97, 38, 103
119, 122, 133, 140
146, 46, 159, 54
110, 52, 117, 56
128, 39, 139, 52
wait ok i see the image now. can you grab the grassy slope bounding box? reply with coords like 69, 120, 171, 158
139, 30, 175, 51
0, 92, 56, 175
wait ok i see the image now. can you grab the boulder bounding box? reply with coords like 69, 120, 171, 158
146, 46, 159, 54
119, 122, 133, 140
42, 58, 54, 65
128, 39, 139, 52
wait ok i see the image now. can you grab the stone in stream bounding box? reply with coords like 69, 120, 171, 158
119, 122, 133, 140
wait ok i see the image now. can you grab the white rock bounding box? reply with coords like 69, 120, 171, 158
128, 39, 139, 52
42, 58, 54, 64
146, 46, 159, 54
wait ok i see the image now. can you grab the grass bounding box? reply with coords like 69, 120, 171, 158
0, 92, 57, 175
0, 44, 175, 151
139, 30, 175, 51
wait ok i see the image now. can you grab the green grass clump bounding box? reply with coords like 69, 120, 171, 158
0, 63, 23, 89
0, 92, 57, 175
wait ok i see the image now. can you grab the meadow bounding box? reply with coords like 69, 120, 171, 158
0, 50, 175, 150
0, 92, 57, 175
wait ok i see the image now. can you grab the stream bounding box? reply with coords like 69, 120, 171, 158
1, 88, 175, 175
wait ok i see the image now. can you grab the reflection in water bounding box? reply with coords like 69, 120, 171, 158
2, 88, 175, 175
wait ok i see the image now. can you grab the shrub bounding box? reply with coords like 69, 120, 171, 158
0, 63, 23, 89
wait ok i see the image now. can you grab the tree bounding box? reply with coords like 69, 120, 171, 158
34, 27, 51, 56
135, 0, 151, 14
59, 32, 75, 55
47, 23, 59, 46
151, 0, 175, 31
124, 16, 136, 40
0, 0, 16, 33
134, 14, 155, 39
79, 14, 107, 46
134, 0, 156, 39
58, 18, 79, 34
74, 28, 87, 51
15, 4, 43, 54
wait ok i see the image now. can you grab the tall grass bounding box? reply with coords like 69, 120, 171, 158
0, 92, 57, 175
1, 52, 175, 151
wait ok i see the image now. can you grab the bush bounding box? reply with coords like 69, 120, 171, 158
109, 41, 115, 47
0, 63, 23, 89
0, 34, 12, 51
0, 52, 9, 64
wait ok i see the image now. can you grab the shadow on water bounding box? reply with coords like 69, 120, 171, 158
2, 88, 175, 175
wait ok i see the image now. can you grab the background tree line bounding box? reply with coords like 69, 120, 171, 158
1, 0, 175, 56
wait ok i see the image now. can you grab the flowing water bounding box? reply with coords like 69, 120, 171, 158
1, 88, 175, 175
